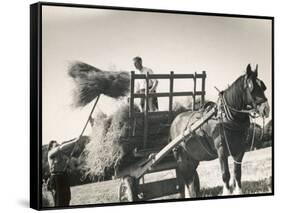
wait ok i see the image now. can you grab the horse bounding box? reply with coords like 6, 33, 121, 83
170, 64, 270, 197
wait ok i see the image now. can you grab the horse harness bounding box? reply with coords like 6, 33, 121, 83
216, 79, 266, 163
177, 103, 219, 158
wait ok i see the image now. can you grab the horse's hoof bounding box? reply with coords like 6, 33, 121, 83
230, 177, 236, 188
233, 187, 242, 195
222, 187, 231, 196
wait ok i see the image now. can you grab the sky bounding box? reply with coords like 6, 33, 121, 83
42, 5, 272, 145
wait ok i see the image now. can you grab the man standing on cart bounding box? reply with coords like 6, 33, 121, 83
133, 56, 158, 112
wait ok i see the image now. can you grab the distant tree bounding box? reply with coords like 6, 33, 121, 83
263, 120, 272, 141
261, 120, 272, 148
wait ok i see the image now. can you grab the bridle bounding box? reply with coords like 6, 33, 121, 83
221, 94, 260, 119
220, 75, 267, 120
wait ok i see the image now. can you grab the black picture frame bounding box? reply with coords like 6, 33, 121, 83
30, 2, 274, 210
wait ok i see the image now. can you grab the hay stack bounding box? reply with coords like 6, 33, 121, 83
68, 61, 130, 107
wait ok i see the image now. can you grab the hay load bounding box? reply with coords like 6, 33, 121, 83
81, 104, 141, 179
68, 61, 130, 107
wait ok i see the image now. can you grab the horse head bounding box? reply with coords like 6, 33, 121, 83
243, 64, 270, 118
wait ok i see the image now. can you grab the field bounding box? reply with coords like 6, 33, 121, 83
69, 147, 272, 205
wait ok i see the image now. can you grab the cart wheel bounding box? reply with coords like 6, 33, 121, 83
119, 176, 136, 202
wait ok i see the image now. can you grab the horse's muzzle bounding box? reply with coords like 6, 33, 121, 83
257, 101, 270, 118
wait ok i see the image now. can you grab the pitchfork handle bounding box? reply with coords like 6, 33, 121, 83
79, 95, 100, 138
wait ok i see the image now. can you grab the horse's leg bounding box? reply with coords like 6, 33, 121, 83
176, 168, 185, 198
174, 146, 199, 198
177, 170, 198, 198
216, 142, 231, 195
185, 170, 200, 198
232, 152, 244, 195
174, 147, 187, 198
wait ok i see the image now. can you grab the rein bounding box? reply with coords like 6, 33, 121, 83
217, 90, 261, 164
260, 117, 265, 141
218, 108, 257, 165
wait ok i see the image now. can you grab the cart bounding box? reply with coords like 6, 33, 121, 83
115, 70, 215, 202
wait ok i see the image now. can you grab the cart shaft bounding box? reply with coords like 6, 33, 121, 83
135, 106, 217, 179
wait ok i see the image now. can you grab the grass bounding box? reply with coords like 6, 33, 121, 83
70, 180, 119, 205
200, 178, 271, 197
67, 147, 272, 206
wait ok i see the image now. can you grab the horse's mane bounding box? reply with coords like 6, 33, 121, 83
224, 75, 247, 110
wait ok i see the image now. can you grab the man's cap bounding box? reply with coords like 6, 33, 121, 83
133, 56, 142, 62
48, 140, 58, 151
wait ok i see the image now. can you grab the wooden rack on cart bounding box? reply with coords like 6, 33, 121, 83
116, 70, 212, 202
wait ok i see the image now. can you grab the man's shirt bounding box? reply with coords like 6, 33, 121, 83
136, 66, 155, 91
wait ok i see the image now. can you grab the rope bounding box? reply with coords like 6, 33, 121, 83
249, 117, 256, 151
222, 96, 234, 121
260, 116, 265, 141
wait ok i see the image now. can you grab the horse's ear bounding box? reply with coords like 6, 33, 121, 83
254, 64, 258, 77
246, 64, 252, 76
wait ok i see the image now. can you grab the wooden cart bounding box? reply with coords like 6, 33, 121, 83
115, 71, 214, 202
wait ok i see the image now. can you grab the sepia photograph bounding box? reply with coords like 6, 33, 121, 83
31, 2, 273, 209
